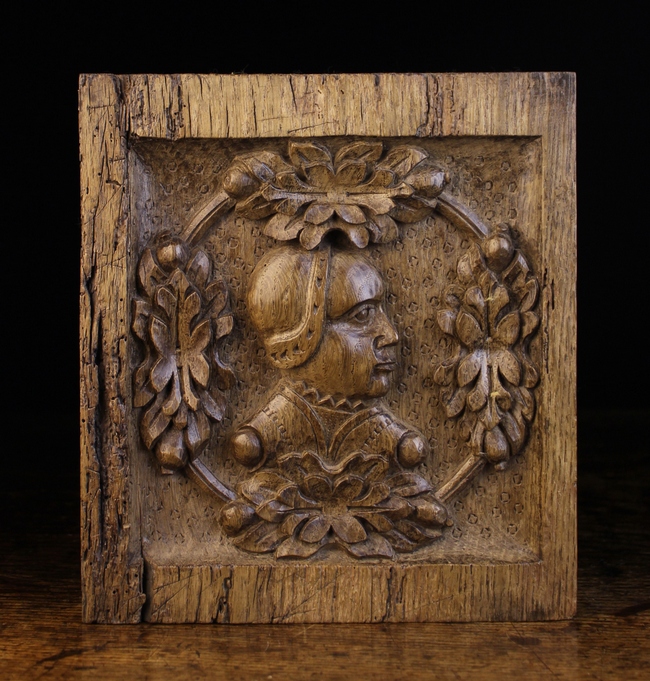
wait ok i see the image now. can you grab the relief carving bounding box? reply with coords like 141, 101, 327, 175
132, 140, 541, 560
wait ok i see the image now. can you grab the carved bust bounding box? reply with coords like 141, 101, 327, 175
231, 242, 429, 471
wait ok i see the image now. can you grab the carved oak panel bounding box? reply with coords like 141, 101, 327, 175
80, 74, 576, 623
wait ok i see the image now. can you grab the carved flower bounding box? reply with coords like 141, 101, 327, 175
221, 450, 447, 559
133, 237, 234, 471
222, 141, 447, 249
434, 231, 540, 466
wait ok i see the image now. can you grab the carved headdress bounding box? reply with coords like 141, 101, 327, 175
247, 243, 330, 369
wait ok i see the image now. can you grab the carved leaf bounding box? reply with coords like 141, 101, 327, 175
155, 286, 177, 320
233, 521, 287, 553
456, 310, 484, 346
279, 512, 311, 536
362, 168, 396, 189
187, 250, 211, 290
367, 213, 398, 243
334, 159, 367, 186
434, 358, 457, 386
161, 371, 182, 416
304, 203, 335, 225
201, 389, 225, 421
215, 314, 234, 340
384, 529, 417, 552
184, 410, 210, 454
464, 286, 485, 317
264, 213, 306, 241
467, 369, 488, 411
333, 475, 365, 502
380, 146, 428, 176
132, 299, 152, 340
388, 198, 433, 224
444, 386, 468, 418
501, 412, 525, 454
496, 349, 521, 385
521, 311, 539, 339
519, 278, 539, 313
344, 532, 394, 558
394, 519, 431, 543
274, 171, 310, 192
205, 279, 228, 311
342, 225, 371, 248
334, 141, 384, 165
302, 474, 333, 501
387, 472, 431, 497
353, 511, 394, 533
276, 535, 325, 558
141, 396, 171, 449
288, 141, 332, 170
330, 515, 367, 543
355, 483, 391, 507
255, 499, 293, 523
457, 253, 475, 285
489, 285, 510, 325
300, 516, 331, 543
494, 312, 520, 346
235, 191, 276, 219
437, 309, 458, 337
150, 355, 175, 393
138, 248, 165, 298
335, 204, 366, 225
522, 359, 540, 388
355, 194, 395, 217
240, 471, 293, 506
304, 163, 336, 188
458, 351, 484, 387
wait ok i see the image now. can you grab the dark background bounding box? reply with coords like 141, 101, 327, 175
4, 6, 647, 510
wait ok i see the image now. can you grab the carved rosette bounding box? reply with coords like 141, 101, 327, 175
220, 451, 447, 559
132, 236, 235, 472
433, 225, 540, 469
131, 140, 541, 560
222, 141, 447, 249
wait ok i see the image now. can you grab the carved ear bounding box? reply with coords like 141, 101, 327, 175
264, 245, 330, 370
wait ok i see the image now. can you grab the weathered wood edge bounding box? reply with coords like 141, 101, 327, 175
538, 72, 578, 618
79, 74, 145, 623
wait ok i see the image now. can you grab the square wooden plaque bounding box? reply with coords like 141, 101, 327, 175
79, 73, 576, 623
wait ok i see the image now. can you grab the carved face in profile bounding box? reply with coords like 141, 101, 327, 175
247, 244, 398, 399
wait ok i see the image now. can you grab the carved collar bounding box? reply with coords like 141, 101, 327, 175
286, 380, 370, 413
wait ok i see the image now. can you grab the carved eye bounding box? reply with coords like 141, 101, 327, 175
351, 304, 375, 323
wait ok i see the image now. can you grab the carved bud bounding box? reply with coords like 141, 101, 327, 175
483, 426, 510, 464
220, 501, 256, 535
410, 496, 448, 526
483, 232, 514, 273
230, 427, 264, 467
397, 432, 429, 468
405, 164, 447, 198
223, 163, 258, 199
155, 428, 187, 471
156, 238, 188, 271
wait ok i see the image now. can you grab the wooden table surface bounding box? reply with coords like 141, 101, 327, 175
1, 410, 648, 680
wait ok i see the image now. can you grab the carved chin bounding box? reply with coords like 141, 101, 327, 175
366, 371, 392, 397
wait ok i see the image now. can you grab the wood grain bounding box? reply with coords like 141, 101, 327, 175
79, 73, 576, 623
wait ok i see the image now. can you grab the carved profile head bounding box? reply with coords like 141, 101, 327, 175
247, 243, 398, 399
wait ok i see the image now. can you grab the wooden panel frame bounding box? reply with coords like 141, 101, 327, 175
79, 73, 576, 623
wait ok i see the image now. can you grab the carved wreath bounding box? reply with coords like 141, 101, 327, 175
132, 140, 540, 559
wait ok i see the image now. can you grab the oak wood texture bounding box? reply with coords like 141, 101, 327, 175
79, 73, 576, 623
2, 411, 647, 680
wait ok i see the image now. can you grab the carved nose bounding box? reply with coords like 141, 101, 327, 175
375, 312, 398, 348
